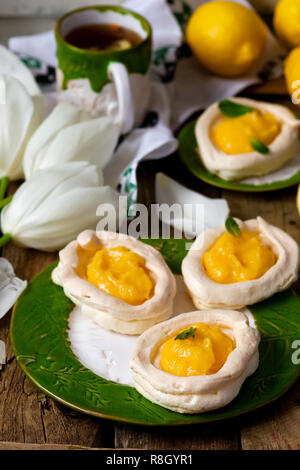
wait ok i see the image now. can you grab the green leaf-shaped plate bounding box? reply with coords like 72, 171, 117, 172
178, 119, 300, 192
10, 239, 300, 425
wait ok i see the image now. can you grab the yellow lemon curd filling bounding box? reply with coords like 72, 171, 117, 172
202, 230, 276, 284
159, 323, 234, 376
76, 245, 154, 305
210, 110, 281, 155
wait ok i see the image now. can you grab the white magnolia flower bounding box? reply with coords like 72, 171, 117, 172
23, 102, 120, 179
0, 73, 43, 180
1, 161, 119, 251
0, 257, 27, 319
0, 45, 41, 97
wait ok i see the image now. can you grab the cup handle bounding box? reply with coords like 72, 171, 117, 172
108, 62, 135, 134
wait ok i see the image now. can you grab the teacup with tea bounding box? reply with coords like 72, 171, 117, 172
55, 6, 152, 133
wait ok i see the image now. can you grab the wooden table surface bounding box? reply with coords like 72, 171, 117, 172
0, 10, 300, 452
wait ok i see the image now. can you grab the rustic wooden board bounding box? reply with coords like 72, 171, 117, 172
114, 421, 240, 449
0, 441, 103, 450
240, 379, 300, 450
0, 183, 114, 447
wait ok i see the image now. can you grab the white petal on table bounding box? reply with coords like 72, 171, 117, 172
155, 173, 229, 237
0, 258, 27, 320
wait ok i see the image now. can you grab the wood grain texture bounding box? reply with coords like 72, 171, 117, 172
240, 379, 300, 450
0, 185, 114, 448
114, 422, 240, 450
0, 243, 114, 447
0, 441, 109, 450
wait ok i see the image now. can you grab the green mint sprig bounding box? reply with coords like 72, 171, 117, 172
175, 326, 197, 340
225, 216, 241, 238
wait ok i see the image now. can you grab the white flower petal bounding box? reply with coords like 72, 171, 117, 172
2, 161, 101, 233
23, 103, 87, 177
1, 162, 119, 251
0, 258, 27, 319
18, 186, 119, 249
155, 173, 229, 237
40, 117, 119, 170
23, 103, 120, 179
0, 45, 41, 96
0, 74, 43, 180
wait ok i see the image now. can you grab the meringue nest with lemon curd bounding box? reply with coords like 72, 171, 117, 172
195, 97, 299, 181
130, 310, 260, 414
182, 217, 299, 310
52, 230, 176, 335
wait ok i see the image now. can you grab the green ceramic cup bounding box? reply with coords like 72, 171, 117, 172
55, 5, 152, 133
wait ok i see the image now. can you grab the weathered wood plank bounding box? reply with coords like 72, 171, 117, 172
240, 379, 300, 450
0, 441, 110, 450
0, 183, 114, 447
114, 422, 240, 450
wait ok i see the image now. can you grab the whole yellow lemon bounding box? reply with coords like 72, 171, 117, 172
297, 185, 300, 216
284, 46, 300, 106
186, 1, 267, 77
274, 0, 300, 49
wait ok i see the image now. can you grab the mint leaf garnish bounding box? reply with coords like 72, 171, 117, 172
175, 327, 197, 340
249, 136, 269, 154
225, 216, 241, 238
219, 100, 254, 118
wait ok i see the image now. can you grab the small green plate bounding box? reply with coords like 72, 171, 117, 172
178, 119, 300, 192
10, 239, 300, 425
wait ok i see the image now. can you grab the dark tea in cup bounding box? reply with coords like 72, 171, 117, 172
64, 23, 142, 52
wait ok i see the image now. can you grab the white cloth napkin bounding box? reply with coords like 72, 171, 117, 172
7, 0, 286, 212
